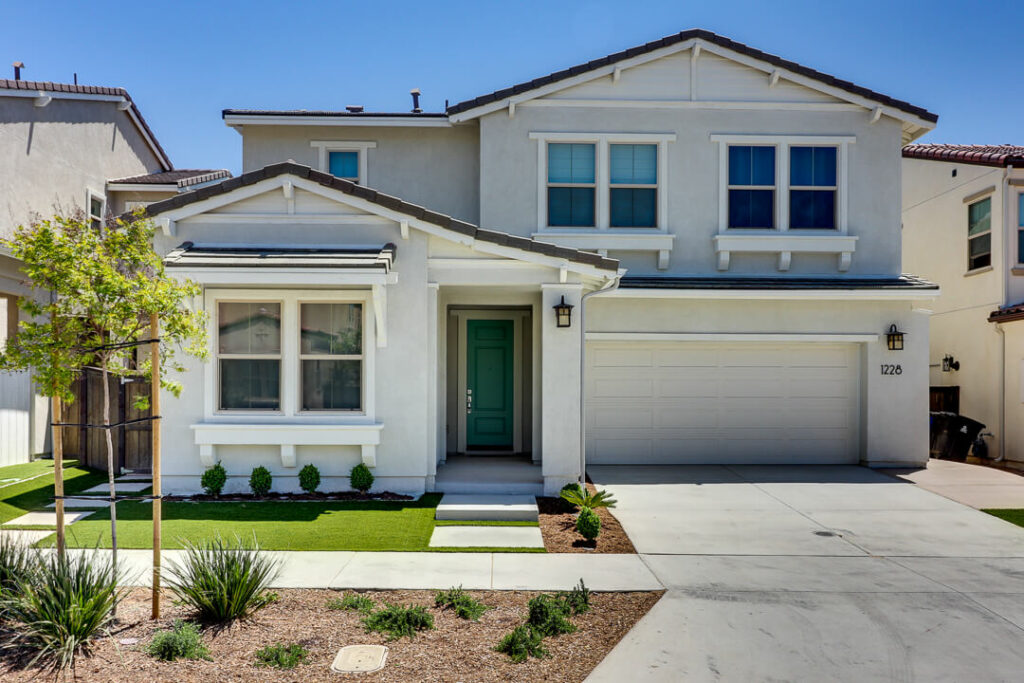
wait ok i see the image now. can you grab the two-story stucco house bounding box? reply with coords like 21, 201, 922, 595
143, 29, 939, 496
0, 74, 229, 466
903, 145, 1024, 468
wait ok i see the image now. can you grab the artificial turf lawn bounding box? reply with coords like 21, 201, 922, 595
984, 509, 1024, 528
51, 493, 448, 551
0, 459, 107, 525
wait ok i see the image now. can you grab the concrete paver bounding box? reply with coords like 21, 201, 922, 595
0, 528, 54, 545
46, 498, 111, 509
428, 525, 544, 548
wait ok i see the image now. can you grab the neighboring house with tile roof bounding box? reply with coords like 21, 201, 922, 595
146, 29, 938, 496
0, 74, 229, 466
903, 144, 1024, 467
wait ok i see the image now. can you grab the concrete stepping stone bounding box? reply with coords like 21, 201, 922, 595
2, 510, 91, 527
429, 525, 544, 548
80, 481, 151, 494
116, 473, 152, 481
331, 645, 388, 674
46, 498, 112, 509
0, 528, 54, 545
435, 494, 538, 522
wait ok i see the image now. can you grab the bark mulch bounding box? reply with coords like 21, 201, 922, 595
536, 483, 636, 554
0, 588, 662, 682
163, 491, 414, 503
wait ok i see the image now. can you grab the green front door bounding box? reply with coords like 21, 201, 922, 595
466, 319, 514, 449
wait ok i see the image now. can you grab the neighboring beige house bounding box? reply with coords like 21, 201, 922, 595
143, 29, 940, 497
903, 144, 1024, 468
0, 75, 228, 466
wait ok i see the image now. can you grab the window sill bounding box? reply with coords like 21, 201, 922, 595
191, 422, 383, 469
531, 230, 675, 269
713, 232, 858, 272
965, 265, 994, 277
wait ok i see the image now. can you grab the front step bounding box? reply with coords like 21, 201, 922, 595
435, 494, 539, 522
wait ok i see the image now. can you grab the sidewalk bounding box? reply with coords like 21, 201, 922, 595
73, 549, 664, 592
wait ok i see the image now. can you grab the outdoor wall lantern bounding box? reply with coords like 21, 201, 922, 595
554, 295, 574, 328
942, 354, 960, 372
886, 324, 905, 351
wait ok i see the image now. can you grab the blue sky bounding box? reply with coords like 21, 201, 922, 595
3, 1, 1020, 173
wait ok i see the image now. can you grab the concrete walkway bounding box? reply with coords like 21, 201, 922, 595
890, 458, 1024, 509
585, 464, 1024, 682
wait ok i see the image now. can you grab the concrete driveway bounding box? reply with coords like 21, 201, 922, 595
586, 464, 1024, 682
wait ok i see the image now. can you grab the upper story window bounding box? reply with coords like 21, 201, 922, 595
789, 146, 837, 229
967, 196, 992, 271
87, 190, 105, 229
727, 146, 775, 228
300, 303, 363, 411
311, 140, 376, 185
547, 143, 596, 227
217, 302, 282, 411
1017, 193, 1024, 265
610, 144, 657, 227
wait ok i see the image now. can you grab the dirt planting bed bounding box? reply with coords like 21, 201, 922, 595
0, 588, 662, 682
536, 483, 636, 554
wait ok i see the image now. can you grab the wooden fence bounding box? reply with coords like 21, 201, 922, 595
59, 368, 152, 472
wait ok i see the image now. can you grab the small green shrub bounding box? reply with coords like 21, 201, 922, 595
298, 464, 321, 494
350, 463, 374, 493
2, 550, 124, 672
561, 486, 616, 510
495, 624, 548, 662
200, 462, 227, 497
576, 507, 601, 541
362, 603, 434, 640
434, 586, 489, 621
249, 466, 272, 496
255, 642, 308, 669
526, 594, 576, 637
165, 535, 281, 623
327, 593, 374, 613
559, 482, 584, 511
556, 579, 591, 615
146, 620, 211, 661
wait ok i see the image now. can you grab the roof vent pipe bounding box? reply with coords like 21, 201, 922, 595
345, 105, 364, 113
410, 88, 421, 113
12, 61, 24, 81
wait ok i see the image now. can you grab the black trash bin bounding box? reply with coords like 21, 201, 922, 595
929, 412, 986, 460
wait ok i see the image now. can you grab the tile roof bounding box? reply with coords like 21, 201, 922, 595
109, 169, 232, 188
446, 28, 938, 123
989, 302, 1024, 323
164, 242, 396, 271
140, 161, 619, 273
620, 274, 939, 290
902, 144, 1024, 168
0, 78, 172, 170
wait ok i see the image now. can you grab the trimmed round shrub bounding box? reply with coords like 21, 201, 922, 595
201, 463, 227, 497
576, 507, 601, 541
298, 464, 321, 494
350, 463, 374, 493
249, 466, 272, 497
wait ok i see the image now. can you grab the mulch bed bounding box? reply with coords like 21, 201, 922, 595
163, 491, 414, 503
0, 588, 662, 682
536, 484, 636, 554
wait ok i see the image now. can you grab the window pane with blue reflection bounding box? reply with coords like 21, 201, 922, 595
790, 190, 836, 229
548, 187, 595, 226
729, 189, 774, 228
610, 188, 656, 227
548, 143, 595, 183
610, 144, 657, 184
790, 147, 837, 186
1018, 194, 1024, 264
328, 151, 359, 180
729, 146, 775, 186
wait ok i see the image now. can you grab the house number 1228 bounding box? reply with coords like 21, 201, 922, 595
880, 364, 902, 376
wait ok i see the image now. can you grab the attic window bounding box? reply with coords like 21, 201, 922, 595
310, 140, 377, 185
329, 151, 359, 182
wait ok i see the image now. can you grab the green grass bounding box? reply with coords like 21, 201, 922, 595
0, 459, 76, 486
434, 520, 539, 527
983, 509, 1024, 528
46, 494, 445, 551
0, 460, 107, 525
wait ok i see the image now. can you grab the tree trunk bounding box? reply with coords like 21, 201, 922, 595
101, 355, 118, 613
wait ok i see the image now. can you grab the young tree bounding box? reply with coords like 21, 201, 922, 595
0, 212, 207, 578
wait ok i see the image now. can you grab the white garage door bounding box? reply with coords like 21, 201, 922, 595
585, 342, 861, 465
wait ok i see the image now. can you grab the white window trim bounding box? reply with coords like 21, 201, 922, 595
725, 144, 777, 229
203, 288, 376, 422
296, 300, 366, 414
966, 196, 993, 273
310, 140, 377, 184
86, 188, 106, 227
215, 299, 284, 414
530, 132, 675, 232
711, 134, 855, 235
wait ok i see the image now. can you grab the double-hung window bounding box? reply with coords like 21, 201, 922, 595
1018, 194, 1024, 265
87, 191, 105, 230
547, 143, 596, 227
968, 197, 992, 271
727, 146, 775, 228
300, 303, 363, 411
610, 144, 657, 227
328, 151, 359, 182
217, 302, 282, 411
789, 146, 837, 229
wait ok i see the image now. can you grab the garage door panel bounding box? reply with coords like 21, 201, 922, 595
586, 342, 859, 465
